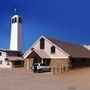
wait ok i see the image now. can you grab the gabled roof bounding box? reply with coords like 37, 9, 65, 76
46, 37, 90, 58
28, 49, 50, 58
24, 35, 90, 58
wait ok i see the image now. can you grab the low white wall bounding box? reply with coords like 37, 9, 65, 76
0, 52, 12, 68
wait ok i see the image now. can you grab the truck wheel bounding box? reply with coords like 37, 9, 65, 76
33, 70, 37, 73
38, 69, 43, 73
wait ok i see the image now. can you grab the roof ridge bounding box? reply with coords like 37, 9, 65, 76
45, 36, 81, 47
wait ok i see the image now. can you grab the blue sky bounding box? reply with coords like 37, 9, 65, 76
0, 0, 90, 52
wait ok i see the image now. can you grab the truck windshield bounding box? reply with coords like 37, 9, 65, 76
40, 64, 47, 66
33, 63, 38, 66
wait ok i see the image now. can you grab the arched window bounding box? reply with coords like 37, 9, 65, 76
12, 17, 17, 23
40, 38, 45, 49
14, 17, 17, 23
51, 46, 55, 54
12, 19, 14, 23
19, 17, 22, 23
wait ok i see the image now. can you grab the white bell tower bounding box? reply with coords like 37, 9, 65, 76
10, 14, 22, 51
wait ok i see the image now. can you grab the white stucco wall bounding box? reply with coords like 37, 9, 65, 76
33, 38, 68, 59
10, 15, 22, 51
0, 51, 12, 68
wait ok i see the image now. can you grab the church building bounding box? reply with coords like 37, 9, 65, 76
24, 35, 90, 71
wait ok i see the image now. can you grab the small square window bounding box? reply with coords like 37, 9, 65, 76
0, 52, 2, 56
0, 60, 2, 64
19, 17, 22, 23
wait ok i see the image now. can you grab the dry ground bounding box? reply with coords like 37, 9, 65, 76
0, 68, 90, 90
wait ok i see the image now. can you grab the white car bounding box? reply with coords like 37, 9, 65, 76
32, 63, 51, 73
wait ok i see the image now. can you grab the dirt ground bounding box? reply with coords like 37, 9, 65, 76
0, 68, 90, 90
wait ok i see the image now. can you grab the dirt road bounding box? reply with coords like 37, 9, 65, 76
0, 68, 90, 90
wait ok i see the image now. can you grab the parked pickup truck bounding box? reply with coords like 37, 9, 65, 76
32, 63, 51, 73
